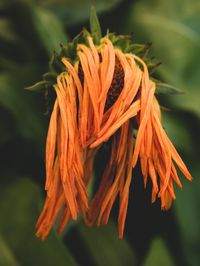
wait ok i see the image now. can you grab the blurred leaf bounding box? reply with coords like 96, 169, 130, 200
78, 221, 136, 266
30, 6, 68, 56
162, 109, 200, 265
0, 106, 17, 144
0, 69, 46, 144
175, 161, 200, 266
144, 238, 175, 266
0, 19, 18, 42
162, 111, 193, 153
126, 5, 200, 262
0, 236, 20, 266
90, 6, 102, 44
128, 0, 200, 116
36, 0, 123, 26
0, 178, 78, 266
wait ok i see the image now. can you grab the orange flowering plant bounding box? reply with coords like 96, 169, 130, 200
28, 8, 192, 240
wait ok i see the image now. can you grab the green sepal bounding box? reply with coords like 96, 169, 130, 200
127, 42, 152, 57
108, 34, 160, 75
90, 6, 102, 44
108, 33, 153, 60
49, 52, 66, 73
27, 29, 91, 93
25, 80, 53, 92
50, 29, 90, 71
155, 82, 183, 95
109, 34, 132, 52
148, 62, 162, 74
28, 18, 179, 99
43, 72, 57, 82
73, 28, 90, 47
144, 58, 162, 74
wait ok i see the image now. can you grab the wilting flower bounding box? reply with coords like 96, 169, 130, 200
30, 16, 192, 240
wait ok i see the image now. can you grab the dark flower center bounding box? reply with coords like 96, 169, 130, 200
105, 57, 124, 111
78, 56, 124, 111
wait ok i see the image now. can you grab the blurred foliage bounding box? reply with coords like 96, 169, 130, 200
143, 238, 175, 266
0, 179, 78, 266
0, 0, 199, 265
128, 0, 200, 116
78, 222, 136, 266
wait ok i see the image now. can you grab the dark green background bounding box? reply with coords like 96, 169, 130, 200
0, 0, 199, 265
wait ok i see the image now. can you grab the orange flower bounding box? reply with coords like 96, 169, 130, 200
35, 36, 192, 240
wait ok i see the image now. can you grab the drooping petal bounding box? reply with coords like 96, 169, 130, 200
45, 100, 59, 191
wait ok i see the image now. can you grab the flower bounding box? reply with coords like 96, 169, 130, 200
34, 33, 192, 240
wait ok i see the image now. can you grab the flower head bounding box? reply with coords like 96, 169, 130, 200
30, 12, 192, 240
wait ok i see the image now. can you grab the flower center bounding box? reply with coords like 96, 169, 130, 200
105, 57, 124, 111
78, 56, 124, 111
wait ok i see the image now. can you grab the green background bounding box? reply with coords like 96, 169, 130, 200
0, 0, 199, 265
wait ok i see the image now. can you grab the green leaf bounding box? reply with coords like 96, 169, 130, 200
0, 178, 78, 266
0, 236, 20, 266
144, 238, 175, 266
90, 6, 102, 44
78, 221, 136, 266
30, 6, 68, 56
